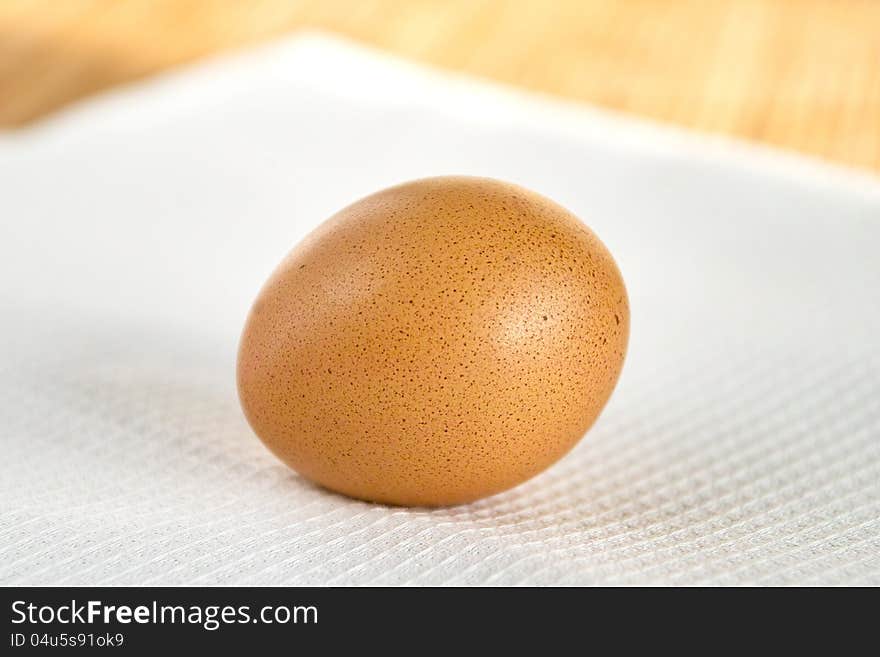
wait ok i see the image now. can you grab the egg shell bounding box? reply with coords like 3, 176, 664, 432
237, 176, 629, 506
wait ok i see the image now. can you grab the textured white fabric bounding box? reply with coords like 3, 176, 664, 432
1, 34, 879, 586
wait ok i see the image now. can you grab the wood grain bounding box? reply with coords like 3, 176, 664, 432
1, 0, 878, 173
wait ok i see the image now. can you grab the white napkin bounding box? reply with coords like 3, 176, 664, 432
1, 33, 878, 586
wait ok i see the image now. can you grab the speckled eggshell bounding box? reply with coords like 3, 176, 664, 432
237, 176, 629, 506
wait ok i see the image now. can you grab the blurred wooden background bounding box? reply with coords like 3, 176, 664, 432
1, 0, 878, 173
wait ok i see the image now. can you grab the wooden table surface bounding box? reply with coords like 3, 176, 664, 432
1, 0, 878, 174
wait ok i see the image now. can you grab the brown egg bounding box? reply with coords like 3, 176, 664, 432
237, 176, 629, 506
